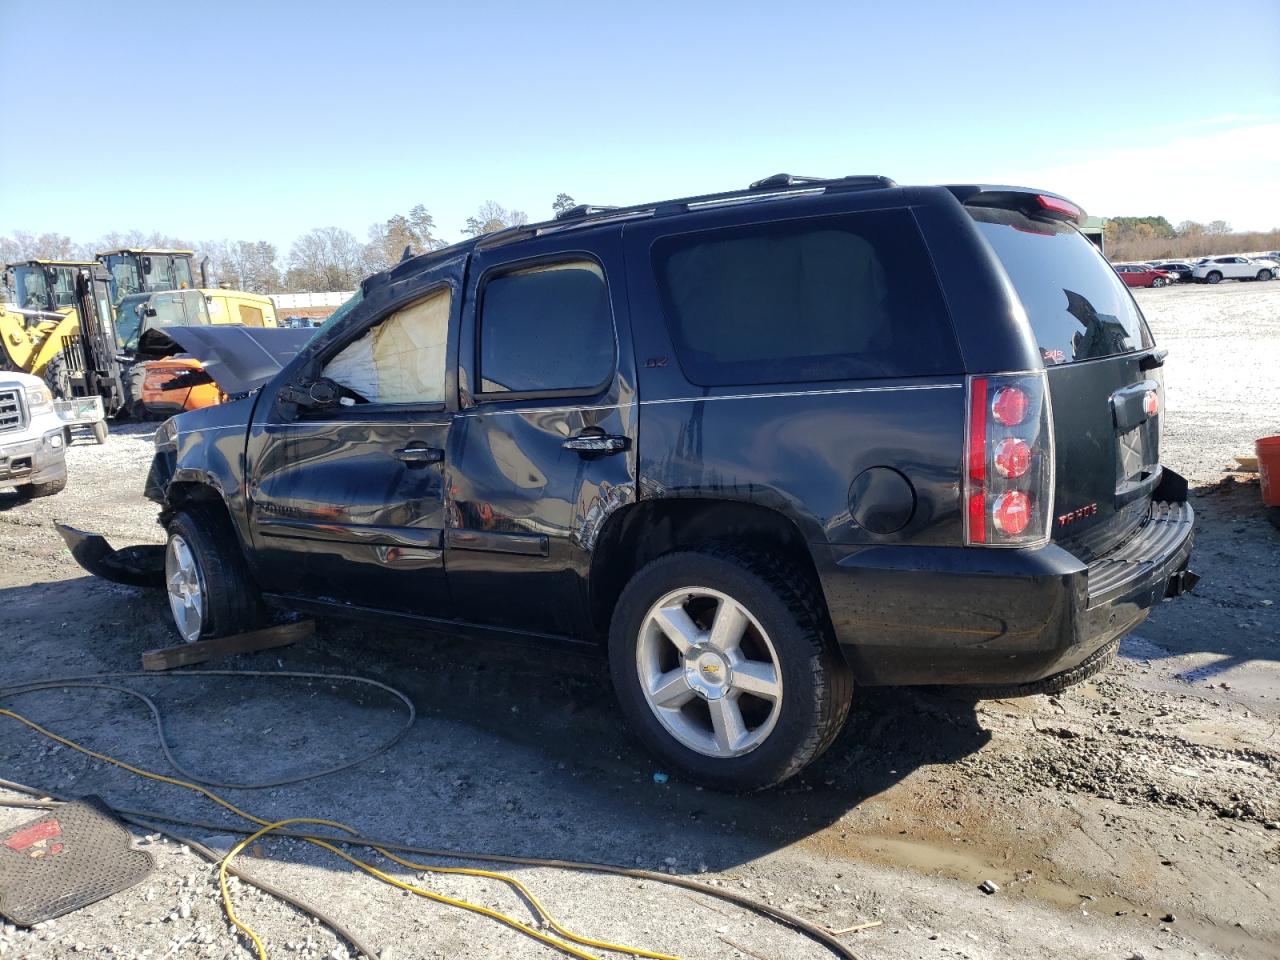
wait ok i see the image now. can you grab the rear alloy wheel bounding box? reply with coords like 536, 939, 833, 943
1206, 271, 1223, 284
636, 586, 784, 758
164, 505, 262, 642
1258, 269, 1273, 282
609, 548, 852, 791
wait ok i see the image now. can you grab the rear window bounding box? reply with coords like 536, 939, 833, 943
969, 207, 1152, 365
652, 209, 959, 386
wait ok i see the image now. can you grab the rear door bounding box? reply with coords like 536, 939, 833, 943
444, 227, 637, 640
968, 206, 1161, 561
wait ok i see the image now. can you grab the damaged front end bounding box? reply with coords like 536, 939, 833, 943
58, 326, 297, 588
54, 524, 165, 588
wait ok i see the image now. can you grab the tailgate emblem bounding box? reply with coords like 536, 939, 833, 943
1057, 503, 1098, 527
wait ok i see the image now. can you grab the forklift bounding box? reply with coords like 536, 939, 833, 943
51, 264, 124, 443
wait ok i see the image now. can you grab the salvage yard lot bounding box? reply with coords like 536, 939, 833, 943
1, 282, 1277, 960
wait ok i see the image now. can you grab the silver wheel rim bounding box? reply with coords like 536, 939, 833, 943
165, 533, 205, 643
635, 586, 783, 758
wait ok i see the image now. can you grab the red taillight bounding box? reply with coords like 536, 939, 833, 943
965, 373, 1053, 547
992, 491, 1031, 536
993, 437, 1031, 478
1035, 194, 1083, 223
1143, 390, 1159, 416
991, 385, 1029, 426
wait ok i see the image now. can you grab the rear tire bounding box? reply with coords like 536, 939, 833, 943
1258, 269, 1273, 281
15, 474, 67, 500
1206, 271, 1223, 284
608, 546, 853, 791
91, 420, 109, 445
164, 504, 263, 642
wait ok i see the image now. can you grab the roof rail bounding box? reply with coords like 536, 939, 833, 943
749, 173, 897, 191
554, 204, 620, 221
473, 174, 899, 252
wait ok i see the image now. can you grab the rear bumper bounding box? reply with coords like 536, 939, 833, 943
817, 500, 1195, 686
0, 429, 67, 486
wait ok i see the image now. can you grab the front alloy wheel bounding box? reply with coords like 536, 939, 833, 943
636, 587, 783, 757
165, 533, 206, 642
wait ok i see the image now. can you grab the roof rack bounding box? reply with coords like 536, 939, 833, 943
474, 173, 898, 251
554, 204, 621, 221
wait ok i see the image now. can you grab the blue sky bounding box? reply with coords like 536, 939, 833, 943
2, 0, 1278, 251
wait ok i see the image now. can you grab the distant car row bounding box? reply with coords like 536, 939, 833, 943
1113, 254, 1280, 287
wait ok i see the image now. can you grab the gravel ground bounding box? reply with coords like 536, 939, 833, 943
0, 282, 1277, 960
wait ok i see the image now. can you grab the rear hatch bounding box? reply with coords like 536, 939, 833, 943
968, 205, 1161, 562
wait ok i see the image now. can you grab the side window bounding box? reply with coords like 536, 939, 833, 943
652, 209, 959, 386
238, 304, 264, 327
478, 260, 615, 395
150, 293, 188, 327
323, 286, 451, 405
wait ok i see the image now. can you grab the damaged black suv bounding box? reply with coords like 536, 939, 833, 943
63, 175, 1196, 791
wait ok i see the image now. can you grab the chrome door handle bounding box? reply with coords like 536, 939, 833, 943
562, 432, 629, 454
394, 445, 444, 464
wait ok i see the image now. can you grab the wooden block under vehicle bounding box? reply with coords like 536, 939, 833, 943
141, 620, 315, 671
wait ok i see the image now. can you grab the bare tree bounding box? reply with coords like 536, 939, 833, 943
461, 201, 528, 238
287, 227, 365, 292
1206, 220, 1232, 236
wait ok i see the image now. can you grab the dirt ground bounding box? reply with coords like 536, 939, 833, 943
0, 282, 1277, 960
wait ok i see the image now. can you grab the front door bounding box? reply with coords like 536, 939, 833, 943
245, 261, 462, 618
445, 229, 637, 640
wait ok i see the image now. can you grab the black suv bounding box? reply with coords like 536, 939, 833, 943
78, 175, 1197, 790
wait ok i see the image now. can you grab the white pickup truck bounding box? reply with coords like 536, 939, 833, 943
0, 370, 68, 498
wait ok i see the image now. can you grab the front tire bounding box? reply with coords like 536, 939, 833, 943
15, 474, 67, 500
608, 547, 852, 791
1206, 271, 1223, 284
1258, 269, 1273, 282
1151, 277, 1166, 287
164, 505, 262, 642
91, 420, 108, 445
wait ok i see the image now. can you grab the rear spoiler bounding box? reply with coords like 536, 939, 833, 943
945, 185, 1087, 226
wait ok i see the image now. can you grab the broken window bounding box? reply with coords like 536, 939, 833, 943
322, 287, 451, 405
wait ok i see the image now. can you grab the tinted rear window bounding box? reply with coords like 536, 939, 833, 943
652, 209, 959, 386
970, 207, 1151, 365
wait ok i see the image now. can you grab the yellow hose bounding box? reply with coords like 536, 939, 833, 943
0, 706, 679, 960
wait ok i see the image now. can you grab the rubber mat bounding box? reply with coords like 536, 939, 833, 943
0, 797, 153, 927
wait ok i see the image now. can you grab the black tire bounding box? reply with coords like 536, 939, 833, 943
1206, 271, 1223, 284
123, 363, 148, 420
958, 638, 1119, 699
43, 352, 71, 400
165, 504, 263, 640
91, 420, 109, 445
1151, 277, 1165, 288
608, 546, 853, 792
1258, 269, 1273, 282
15, 474, 67, 500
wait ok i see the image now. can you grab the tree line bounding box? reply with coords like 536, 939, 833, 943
1105, 217, 1280, 262
0, 196, 575, 294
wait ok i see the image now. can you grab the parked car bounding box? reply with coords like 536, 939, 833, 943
1191, 255, 1277, 283
62, 176, 1197, 791
0, 370, 67, 498
1151, 262, 1195, 282
1114, 263, 1176, 287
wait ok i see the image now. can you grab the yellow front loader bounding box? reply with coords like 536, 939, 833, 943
0, 260, 92, 380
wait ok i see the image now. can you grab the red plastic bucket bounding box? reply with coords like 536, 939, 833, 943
1259, 436, 1280, 507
